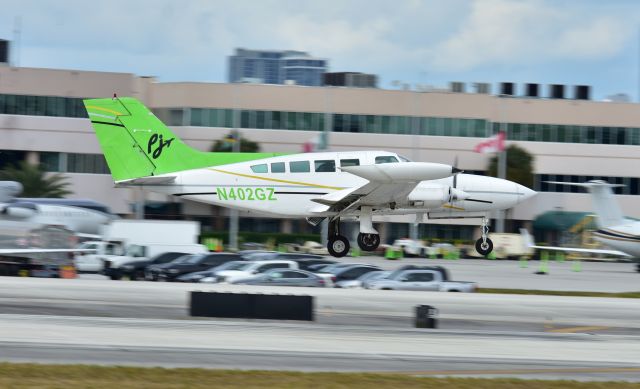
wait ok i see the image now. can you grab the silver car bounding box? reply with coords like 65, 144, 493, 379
231, 268, 327, 287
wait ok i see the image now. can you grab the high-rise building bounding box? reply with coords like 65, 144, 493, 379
228, 48, 328, 86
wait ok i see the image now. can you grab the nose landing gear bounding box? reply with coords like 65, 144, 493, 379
475, 216, 494, 256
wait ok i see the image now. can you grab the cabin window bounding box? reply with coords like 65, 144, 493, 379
271, 162, 285, 173
314, 160, 336, 172
375, 155, 399, 164
289, 160, 310, 173
250, 164, 268, 173
340, 159, 360, 167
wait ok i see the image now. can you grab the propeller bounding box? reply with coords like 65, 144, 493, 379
449, 156, 494, 204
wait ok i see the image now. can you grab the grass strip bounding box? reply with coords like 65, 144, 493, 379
477, 288, 640, 298
0, 363, 638, 389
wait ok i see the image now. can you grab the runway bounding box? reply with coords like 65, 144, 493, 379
1, 314, 639, 381
0, 276, 639, 381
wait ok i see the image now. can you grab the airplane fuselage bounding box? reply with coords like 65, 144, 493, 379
141, 150, 533, 219
593, 222, 640, 257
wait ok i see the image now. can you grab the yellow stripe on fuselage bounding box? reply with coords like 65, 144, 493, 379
210, 168, 346, 190
443, 204, 465, 211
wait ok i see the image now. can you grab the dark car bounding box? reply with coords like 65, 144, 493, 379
231, 268, 326, 287
145, 252, 242, 281
104, 252, 189, 281
329, 265, 382, 285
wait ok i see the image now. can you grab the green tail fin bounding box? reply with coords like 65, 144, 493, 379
84, 97, 282, 182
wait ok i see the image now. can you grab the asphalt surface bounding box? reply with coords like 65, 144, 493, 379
0, 274, 639, 381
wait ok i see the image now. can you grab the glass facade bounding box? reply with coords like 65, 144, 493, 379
40, 152, 110, 174
151, 107, 640, 146
0, 94, 87, 118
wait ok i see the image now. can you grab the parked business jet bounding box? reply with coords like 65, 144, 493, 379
523, 181, 639, 261
83, 97, 536, 257
0, 181, 116, 237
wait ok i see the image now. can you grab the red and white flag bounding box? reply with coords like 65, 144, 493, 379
473, 131, 505, 153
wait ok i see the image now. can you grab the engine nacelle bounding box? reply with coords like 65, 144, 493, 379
1, 203, 38, 218
0, 181, 23, 202
407, 186, 469, 208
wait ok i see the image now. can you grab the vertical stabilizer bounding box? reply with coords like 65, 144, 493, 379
585, 181, 625, 228
547, 180, 625, 228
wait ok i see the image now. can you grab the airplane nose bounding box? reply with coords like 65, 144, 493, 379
517, 184, 536, 203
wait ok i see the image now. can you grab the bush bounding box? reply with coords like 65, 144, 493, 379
200, 231, 321, 246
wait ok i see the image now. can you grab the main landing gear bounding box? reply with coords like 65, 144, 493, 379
327, 218, 350, 257
356, 205, 380, 252
475, 216, 494, 256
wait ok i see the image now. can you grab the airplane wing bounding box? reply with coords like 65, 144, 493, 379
310, 162, 457, 215
519, 229, 632, 258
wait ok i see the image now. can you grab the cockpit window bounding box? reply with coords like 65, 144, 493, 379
250, 164, 268, 173
375, 156, 399, 164
398, 155, 411, 162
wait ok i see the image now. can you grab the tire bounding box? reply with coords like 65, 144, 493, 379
327, 235, 350, 257
475, 238, 494, 256
357, 233, 380, 251
109, 274, 121, 281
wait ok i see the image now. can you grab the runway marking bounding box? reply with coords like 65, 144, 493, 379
402, 367, 640, 376
547, 326, 610, 333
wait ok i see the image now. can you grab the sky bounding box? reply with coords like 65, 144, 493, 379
1, 0, 640, 100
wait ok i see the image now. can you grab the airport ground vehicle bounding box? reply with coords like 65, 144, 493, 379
335, 270, 391, 288
75, 220, 206, 274
366, 268, 476, 292
392, 239, 430, 257
213, 260, 299, 283
146, 253, 242, 281
231, 268, 326, 287
0, 222, 80, 277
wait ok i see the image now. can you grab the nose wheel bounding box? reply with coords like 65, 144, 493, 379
475, 217, 494, 256
357, 233, 380, 251
327, 218, 350, 257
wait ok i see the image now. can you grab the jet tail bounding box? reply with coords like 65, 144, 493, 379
83, 97, 282, 182
546, 180, 626, 228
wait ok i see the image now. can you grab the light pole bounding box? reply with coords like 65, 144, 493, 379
229, 84, 241, 251
495, 94, 508, 233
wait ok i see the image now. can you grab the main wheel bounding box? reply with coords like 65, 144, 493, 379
328, 235, 350, 257
357, 233, 380, 251
475, 238, 493, 256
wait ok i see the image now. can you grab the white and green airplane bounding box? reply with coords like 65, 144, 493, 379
84, 97, 536, 257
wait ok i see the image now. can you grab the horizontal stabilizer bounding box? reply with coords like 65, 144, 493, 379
116, 176, 176, 187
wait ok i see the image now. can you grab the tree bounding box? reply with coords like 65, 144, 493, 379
487, 144, 534, 188
0, 161, 71, 198
210, 132, 260, 152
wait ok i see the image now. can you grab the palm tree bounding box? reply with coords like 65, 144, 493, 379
0, 161, 71, 198
211, 132, 260, 152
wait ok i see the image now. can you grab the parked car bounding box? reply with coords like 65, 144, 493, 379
335, 270, 391, 289
213, 260, 299, 283
366, 268, 477, 292
324, 264, 382, 286
145, 252, 242, 281
105, 251, 190, 280
231, 268, 326, 287
242, 251, 333, 271
175, 260, 248, 282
